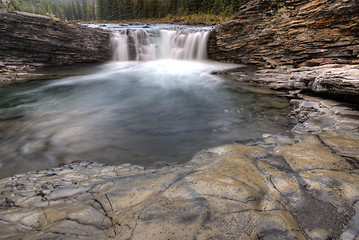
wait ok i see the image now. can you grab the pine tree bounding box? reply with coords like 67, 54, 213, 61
75, 0, 82, 19
82, 0, 89, 21
135, 0, 144, 18
212, 0, 224, 15
188, 0, 202, 14
97, 0, 105, 20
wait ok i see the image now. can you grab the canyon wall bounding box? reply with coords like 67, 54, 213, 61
0, 11, 111, 83
208, 0, 359, 68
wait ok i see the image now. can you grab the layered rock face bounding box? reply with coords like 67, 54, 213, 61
233, 64, 359, 102
0, 11, 111, 83
208, 0, 359, 68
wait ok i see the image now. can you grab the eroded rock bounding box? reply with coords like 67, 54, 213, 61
208, 0, 359, 69
0, 94, 358, 239
0, 11, 110, 83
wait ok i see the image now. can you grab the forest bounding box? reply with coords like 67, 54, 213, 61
1, 0, 249, 22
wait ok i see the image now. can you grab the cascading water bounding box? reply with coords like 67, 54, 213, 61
0, 23, 292, 179
111, 29, 209, 61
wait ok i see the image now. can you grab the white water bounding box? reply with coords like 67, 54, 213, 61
111, 29, 209, 61
0, 24, 292, 178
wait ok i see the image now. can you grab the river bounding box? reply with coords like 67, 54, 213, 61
0, 24, 292, 178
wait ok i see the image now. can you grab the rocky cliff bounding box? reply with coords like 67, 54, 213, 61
208, 0, 359, 68
0, 11, 111, 83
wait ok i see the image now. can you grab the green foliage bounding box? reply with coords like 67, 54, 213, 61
96, 0, 249, 22
9, 0, 250, 23
211, 0, 224, 15
9, 4, 15, 11
7, 0, 96, 21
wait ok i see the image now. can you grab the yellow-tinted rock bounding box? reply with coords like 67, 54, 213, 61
274, 135, 352, 171
319, 131, 359, 159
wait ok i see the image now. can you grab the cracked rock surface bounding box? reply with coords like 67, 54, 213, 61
0, 92, 358, 239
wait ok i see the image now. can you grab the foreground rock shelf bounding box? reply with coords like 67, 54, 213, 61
0, 90, 358, 239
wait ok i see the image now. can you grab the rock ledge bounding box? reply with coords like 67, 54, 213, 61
0, 89, 358, 239
0, 11, 111, 84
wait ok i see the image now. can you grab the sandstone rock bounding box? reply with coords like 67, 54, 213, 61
236, 64, 359, 101
208, 0, 359, 68
319, 131, 359, 161
46, 185, 93, 201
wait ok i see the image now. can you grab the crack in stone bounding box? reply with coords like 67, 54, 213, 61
201, 193, 257, 205
222, 208, 291, 215
316, 134, 359, 169
217, 173, 263, 195
299, 167, 355, 173
268, 175, 293, 209
93, 198, 111, 219
128, 214, 139, 240
116, 170, 198, 239
104, 194, 114, 213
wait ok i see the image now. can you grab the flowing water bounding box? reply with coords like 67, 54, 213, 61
0, 24, 292, 178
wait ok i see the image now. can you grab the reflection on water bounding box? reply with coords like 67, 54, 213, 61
0, 60, 291, 178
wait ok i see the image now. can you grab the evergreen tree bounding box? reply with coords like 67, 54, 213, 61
82, 0, 89, 21
91, 1, 96, 20
3, 0, 249, 21
75, 0, 82, 19
188, 0, 202, 14
135, 0, 145, 18
97, 0, 105, 19
212, 0, 224, 15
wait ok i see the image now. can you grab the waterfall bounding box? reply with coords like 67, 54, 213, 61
111, 32, 129, 61
111, 29, 209, 61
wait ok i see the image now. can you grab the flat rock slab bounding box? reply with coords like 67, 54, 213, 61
238, 65, 359, 100
0, 95, 359, 239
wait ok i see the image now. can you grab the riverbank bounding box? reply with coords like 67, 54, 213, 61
0, 11, 110, 84
1, 0, 359, 238
0, 65, 358, 238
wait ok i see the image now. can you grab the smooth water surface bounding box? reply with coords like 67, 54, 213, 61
0, 60, 291, 178
0, 24, 292, 178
